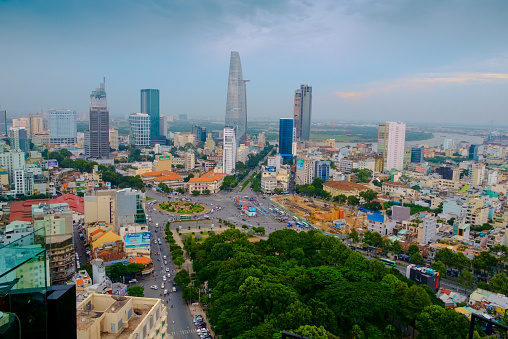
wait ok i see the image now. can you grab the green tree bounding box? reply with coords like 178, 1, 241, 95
370, 232, 383, 247
430, 261, 446, 276
173, 256, 185, 267
290, 325, 330, 339
435, 247, 454, 267
403, 285, 432, 325
348, 229, 359, 243
416, 305, 469, 339
451, 252, 470, 271
174, 269, 191, 287
312, 178, 325, 191
347, 195, 360, 206
407, 244, 420, 256
458, 270, 475, 293
127, 286, 144, 297
176, 187, 185, 194
191, 190, 200, 196
203, 189, 210, 195
472, 251, 498, 273
391, 240, 402, 254
359, 189, 377, 203
410, 252, 425, 265
356, 169, 372, 183
333, 194, 347, 205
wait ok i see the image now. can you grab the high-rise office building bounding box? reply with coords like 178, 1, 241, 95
278, 118, 294, 160
293, 84, 312, 141
469, 144, 479, 160
411, 146, 424, 163
87, 81, 110, 159
223, 127, 237, 175
225, 51, 248, 144
48, 109, 77, 145
129, 113, 150, 148
443, 138, 454, 150
377, 121, 406, 171
140, 89, 160, 140
9, 127, 29, 152
192, 125, 206, 142
313, 160, 331, 182
159, 116, 168, 138
0, 109, 6, 136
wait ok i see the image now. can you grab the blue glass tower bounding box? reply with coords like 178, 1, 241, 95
279, 118, 293, 160
141, 89, 160, 140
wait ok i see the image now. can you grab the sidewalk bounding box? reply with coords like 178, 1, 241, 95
171, 229, 193, 274
188, 301, 215, 338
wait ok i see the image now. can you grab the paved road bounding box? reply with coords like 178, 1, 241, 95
133, 205, 199, 339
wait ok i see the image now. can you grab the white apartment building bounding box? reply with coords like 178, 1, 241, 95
223, 127, 237, 175
0, 150, 25, 184
267, 154, 283, 171
109, 128, 119, 150
378, 121, 406, 171
184, 152, 195, 171
418, 216, 437, 245
469, 163, 485, 187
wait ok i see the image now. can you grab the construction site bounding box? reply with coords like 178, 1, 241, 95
271, 196, 370, 235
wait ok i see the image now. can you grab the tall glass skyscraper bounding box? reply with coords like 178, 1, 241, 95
141, 89, 160, 140
293, 84, 312, 141
129, 113, 150, 148
0, 109, 6, 136
279, 118, 293, 160
225, 51, 248, 144
87, 80, 110, 159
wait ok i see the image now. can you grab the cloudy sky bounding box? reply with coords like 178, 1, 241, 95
1, 0, 507, 125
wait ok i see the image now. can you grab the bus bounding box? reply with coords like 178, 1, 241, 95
379, 258, 396, 267
180, 215, 191, 220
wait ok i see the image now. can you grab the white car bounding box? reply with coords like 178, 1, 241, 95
163, 276, 166, 281
166, 267, 170, 272
167, 273, 171, 278
150, 285, 158, 290
161, 283, 165, 289
172, 287, 176, 292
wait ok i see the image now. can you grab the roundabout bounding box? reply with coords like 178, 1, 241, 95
155, 201, 210, 215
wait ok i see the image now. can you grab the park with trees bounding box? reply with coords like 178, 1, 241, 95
180, 228, 484, 338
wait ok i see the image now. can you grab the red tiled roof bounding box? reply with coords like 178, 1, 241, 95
130, 256, 151, 265
9, 194, 85, 222
95, 252, 126, 261
189, 171, 226, 183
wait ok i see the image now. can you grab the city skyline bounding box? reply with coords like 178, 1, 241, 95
0, 1, 507, 124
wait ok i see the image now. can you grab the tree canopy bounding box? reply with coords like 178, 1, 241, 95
181, 228, 459, 339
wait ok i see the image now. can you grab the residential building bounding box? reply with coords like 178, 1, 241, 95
267, 154, 283, 171
377, 121, 406, 171
129, 113, 150, 148
141, 89, 160, 140
435, 166, 454, 180
0, 109, 6, 135
225, 51, 248, 144
469, 163, 485, 187
325, 139, 336, 148
223, 127, 237, 174
48, 109, 77, 145
295, 158, 313, 185
159, 115, 168, 137
368, 212, 395, 236
322, 181, 369, 197
411, 146, 424, 163
109, 128, 119, 150
418, 216, 437, 245
261, 166, 291, 193
293, 84, 312, 141
12, 117, 29, 128
406, 264, 440, 293
187, 171, 226, 194
88, 80, 110, 159
153, 155, 172, 172
313, 160, 331, 182
29, 113, 44, 136
184, 152, 195, 171
76, 293, 167, 339
279, 118, 294, 160
9, 127, 29, 152
381, 182, 417, 198
237, 144, 250, 164
443, 138, 454, 150
0, 149, 25, 184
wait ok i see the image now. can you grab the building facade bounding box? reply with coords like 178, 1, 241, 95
140, 89, 160, 140
279, 118, 293, 160
129, 113, 150, 148
0, 109, 6, 136
9, 127, 29, 152
293, 84, 312, 141
411, 146, 424, 163
48, 109, 77, 145
225, 51, 248, 144
377, 121, 406, 171
223, 127, 237, 175
109, 128, 119, 150
88, 81, 110, 159
29, 113, 44, 137
295, 158, 314, 185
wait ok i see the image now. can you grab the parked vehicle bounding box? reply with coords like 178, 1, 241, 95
150, 285, 158, 290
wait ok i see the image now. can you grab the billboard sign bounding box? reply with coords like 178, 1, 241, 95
159, 155, 171, 161
296, 159, 304, 170
125, 232, 151, 248
266, 166, 276, 172
48, 160, 58, 167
